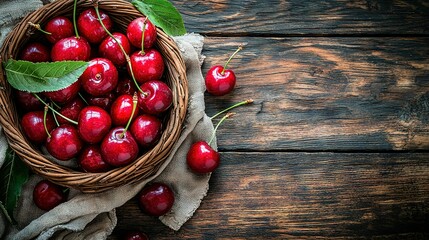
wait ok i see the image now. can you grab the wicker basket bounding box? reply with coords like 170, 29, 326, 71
0, 0, 188, 193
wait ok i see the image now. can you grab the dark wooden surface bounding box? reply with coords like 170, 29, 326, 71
110, 0, 429, 239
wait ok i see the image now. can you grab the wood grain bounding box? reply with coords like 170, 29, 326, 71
171, 0, 429, 36
200, 37, 429, 151
110, 152, 429, 239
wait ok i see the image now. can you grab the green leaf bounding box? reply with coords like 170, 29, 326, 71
132, 0, 186, 36
0, 147, 30, 223
4, 60, 88, 93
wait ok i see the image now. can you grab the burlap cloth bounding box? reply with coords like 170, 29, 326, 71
0, 1, 214, 239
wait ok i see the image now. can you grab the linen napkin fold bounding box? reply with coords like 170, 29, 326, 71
0, 0, 213, 238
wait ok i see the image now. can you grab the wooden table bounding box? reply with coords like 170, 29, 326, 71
111, 1, 429, 239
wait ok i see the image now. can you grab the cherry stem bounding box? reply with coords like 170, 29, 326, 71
43, 105, 51, 138
51, 106, 60, 127
221, 45, 243, 75
140, 17, 148, 54
0, 202, 13, 224
33, 94, 78, 125
208, 112, 234, 145
120, 93, 138, 139
73, 0, 79, 38
210, 99, 253, 120
28, 22, 51, 35
78, 92, 89, 105
93, 5, 146, 96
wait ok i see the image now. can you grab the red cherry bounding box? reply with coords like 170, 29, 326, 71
80, 58, 118, 96
21, 111, 55, 144
19, 42, 50, 62
33, 180, 67, 211
15, 90, 45, 112
205, 46, 242, 96
44, 16, 74, 44
100, 127, 139, 167
78, 145, 111, 173
128, 49, 164, 84
130, 114, 162, 149
138, 182, 174, 216
86, 92, 116, 111
78, 106, 112, 144
77, 8, 112, 44
124, 231, 149, 240
46, 124, 83, 161
110, 94, 139, 126
126, 17, 157, 49
51, 36, 91, 61
205, 65, 236, 96
99, 32, 131, 67
115, 77, 137, 96
137, 80, 172, 115
43, 80, 81, 104
186, 141, 220, 174
57, 97, 85, 125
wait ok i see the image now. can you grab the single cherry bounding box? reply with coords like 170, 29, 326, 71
43, 80, 81, 104
87, 92, 116, 111
15, 90, 45, 112
78, 106, 112, 144
205, 46, 242, 96
137, 182, 174, 216
124, 231, 149, 240
51, 36, 91, 61
116, 77, 137, 96
99, 32, 131, 67
77, 8, 112, 44
46, 124, 83, 161
80, 58, 118, 97
128, 49, 164, 84
21, 110, 55, 144
130, 114, 162, 149
137, 80, 172, 115
19, 42, 50, 62
44, 16, 74, 44
57, 97, 85, 125
33, 180, 67, 211
78, 145, 111, 173
110, 94, 140, 126
126, 17, 157, 49
100, 127, 139, 167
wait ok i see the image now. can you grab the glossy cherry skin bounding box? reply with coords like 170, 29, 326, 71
15, 90, 44, 112
124, 231, 149, 240
44, 16, 74, 44
87, 92, 116, 111
19, 42, 50, 62
57, 97, 85, 125
138, 182, 174, 216
80, 58, 118, 96
78, 106, 112, 144
43, 80, 81, 104
116, 77, 137, 96
46, 124, 83, 161
126, 17, 157, 49
138, 80, 172, 115
21, 111, 55, 144
51, 36, 91, 61
205, 65, 236, 96
99, 32, 131, 67
110, 94, 139, 126
100, 127, 139, 167
77, 8, 112, 44
33, 180, 67, 211
130, 114, 162, 149
128, 49, 164, 84
78, 145, 111, 173
186, 141, 220, 174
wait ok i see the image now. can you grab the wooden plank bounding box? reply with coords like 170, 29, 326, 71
171, 0, 429, 36
200, 37, 429, 151
110, 152, 429, 239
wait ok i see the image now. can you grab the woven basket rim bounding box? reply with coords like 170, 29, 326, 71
0, 0, 188, 193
